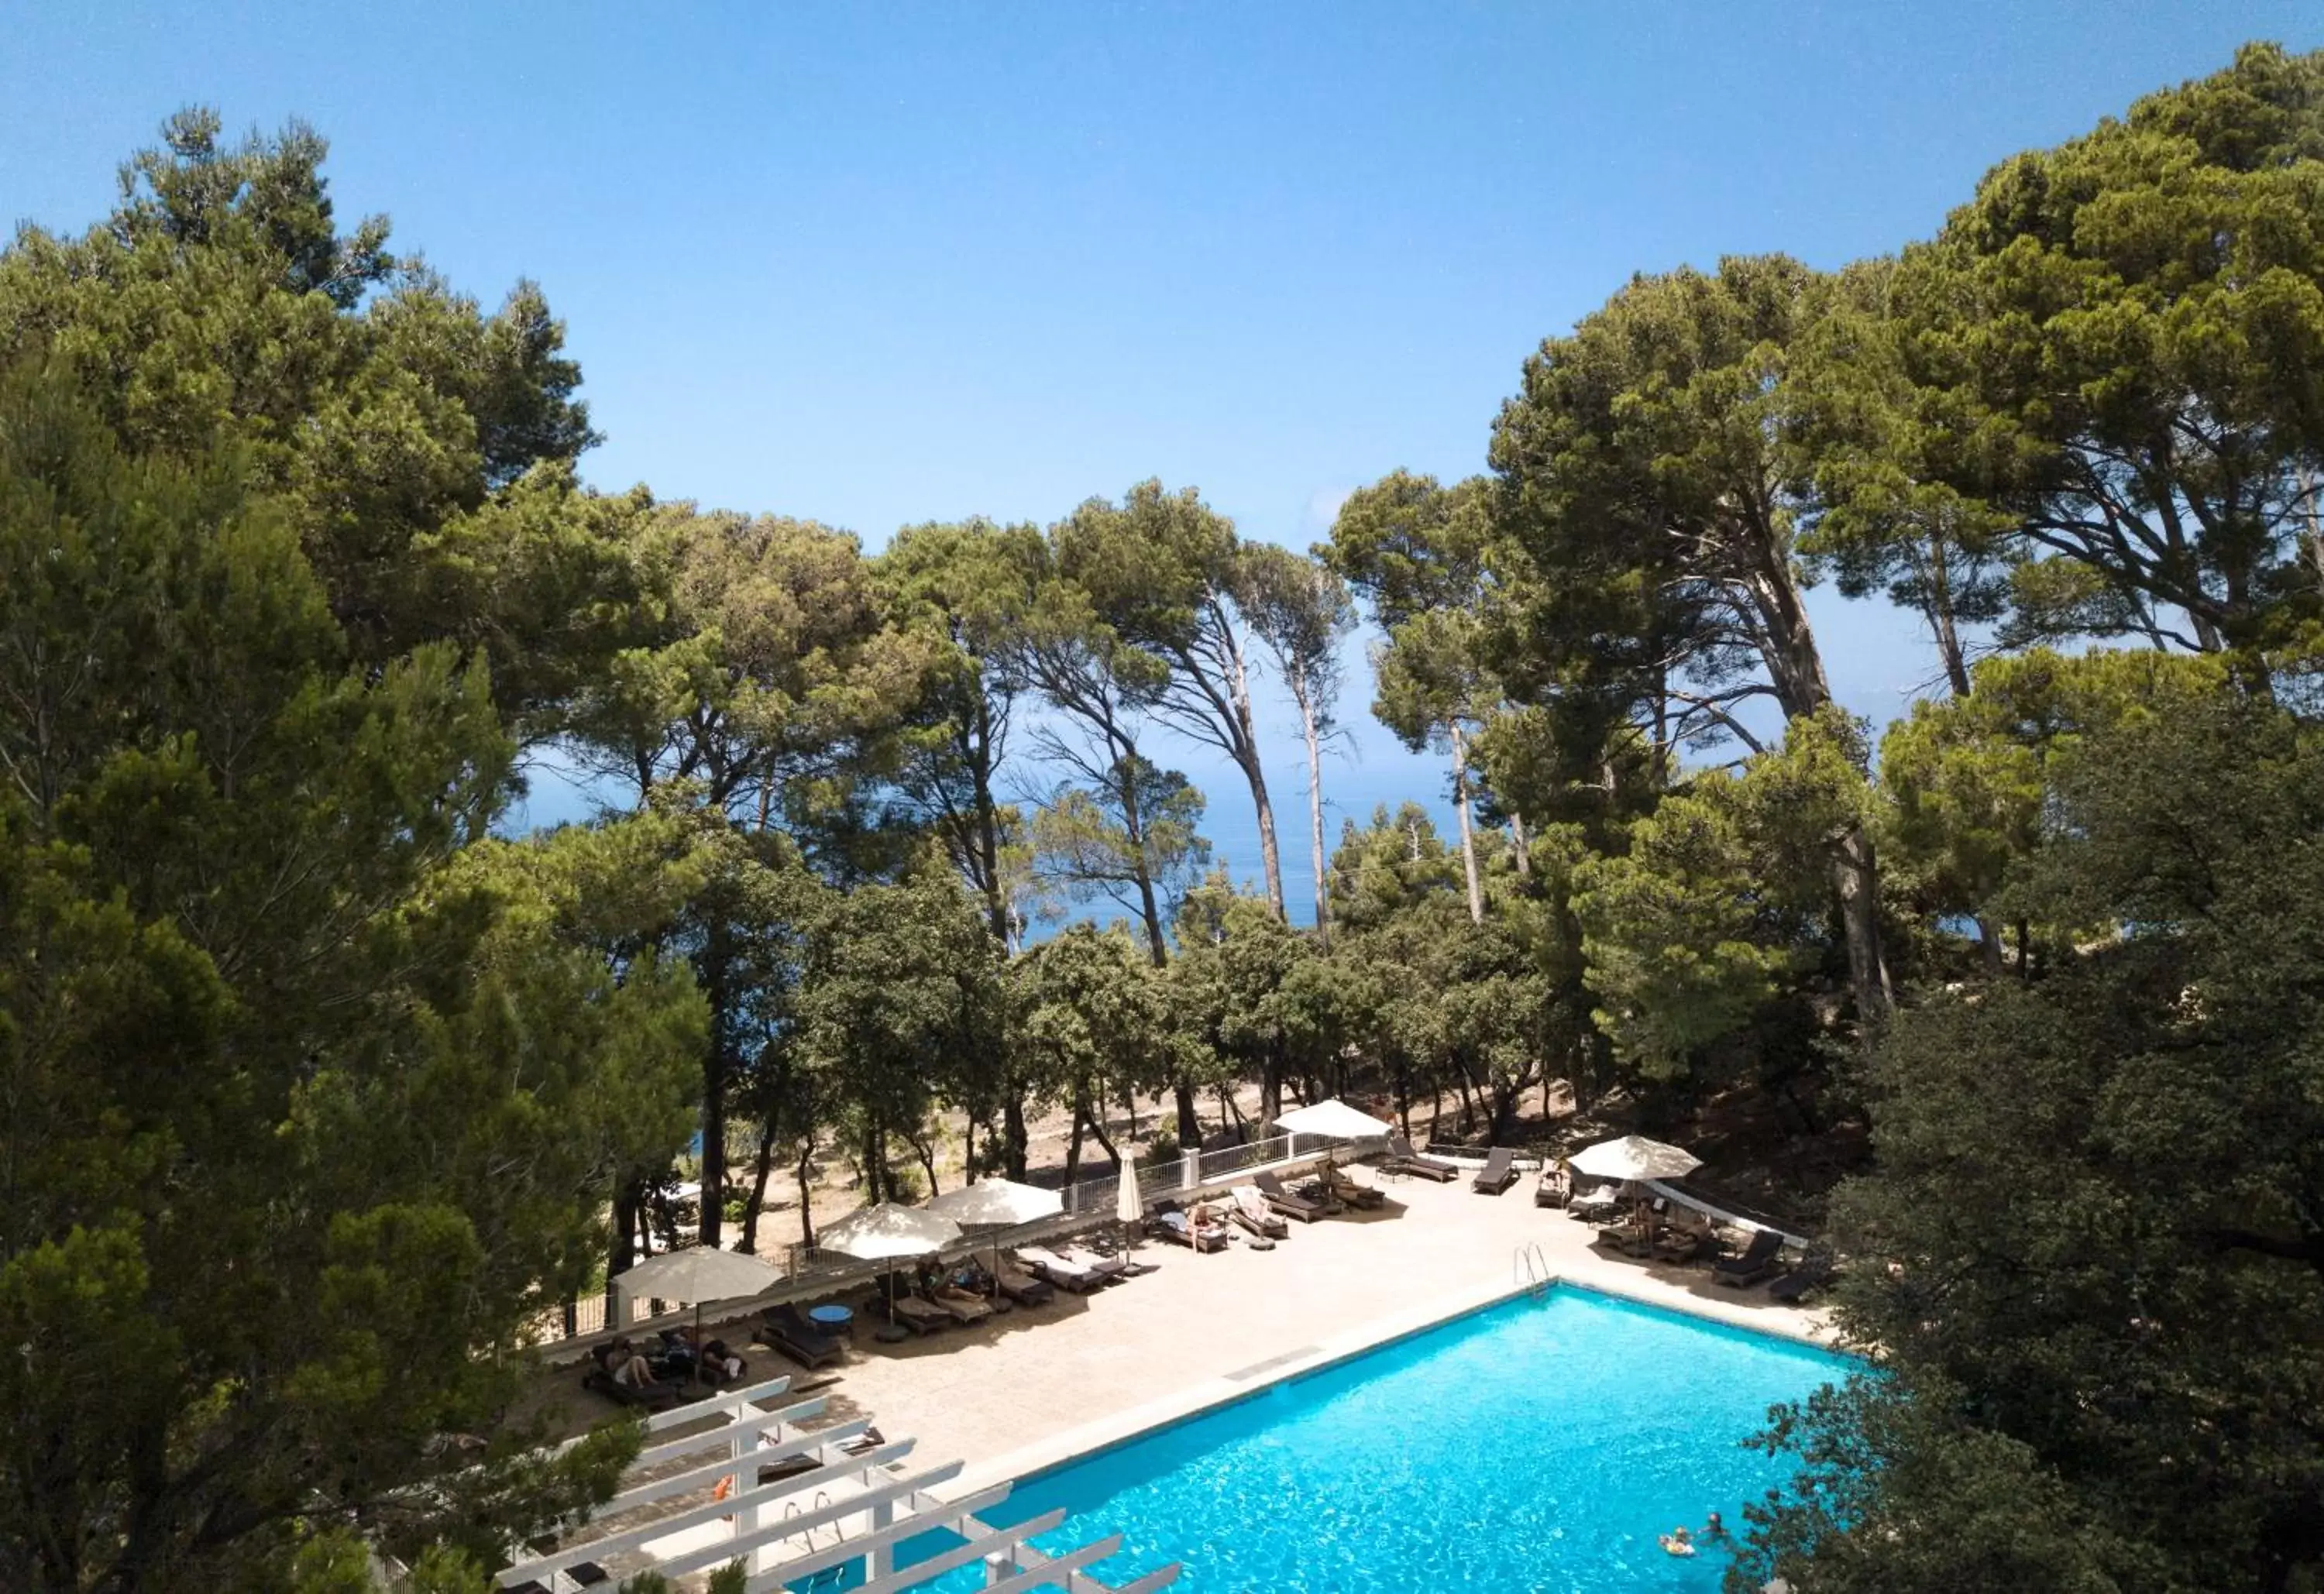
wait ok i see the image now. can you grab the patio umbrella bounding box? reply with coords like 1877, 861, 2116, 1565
1571, 1136, 1700, 1242
818, 1202, 964, 1341
1276, 1097, 1394, 1187
1569, 1135, 1701, 1182
927, 1178, 1064, 1282
615, 1244, 784, 1385
927, 1178, 1064, 1228
1273, 1098, 1394, 1141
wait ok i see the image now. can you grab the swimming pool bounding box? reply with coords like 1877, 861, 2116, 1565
834, 1285, 1848, 1592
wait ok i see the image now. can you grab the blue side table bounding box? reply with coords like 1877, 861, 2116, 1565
808, 1303, 855, 1341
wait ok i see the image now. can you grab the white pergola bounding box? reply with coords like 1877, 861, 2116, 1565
497, 1374, 1178, 1594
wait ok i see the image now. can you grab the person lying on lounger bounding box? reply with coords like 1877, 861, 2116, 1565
600, 1339, 657, 1389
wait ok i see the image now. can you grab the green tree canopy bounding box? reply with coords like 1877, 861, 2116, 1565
1741, 693, 2324, 1592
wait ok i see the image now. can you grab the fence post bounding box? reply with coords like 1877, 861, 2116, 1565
1180, 1150, 1200, 1191
1067, 1180, 1078, 1216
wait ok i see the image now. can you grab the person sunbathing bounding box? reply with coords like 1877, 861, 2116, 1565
600, 1339, 657, 1389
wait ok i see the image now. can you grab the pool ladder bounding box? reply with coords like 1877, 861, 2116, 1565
1514, 1242, 1549, 1297
779, 1491, 848, 1552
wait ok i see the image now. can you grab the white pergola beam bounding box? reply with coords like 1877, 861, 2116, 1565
739, 1490, 1039, 1593
500, 1443, 920, 1585
631, 1393, 829, 1469
645, 1459, 966, 1582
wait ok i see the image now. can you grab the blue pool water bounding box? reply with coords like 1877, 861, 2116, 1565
821, 1286, 1849, 1592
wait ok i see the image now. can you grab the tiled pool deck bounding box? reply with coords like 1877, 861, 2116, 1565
744, 1169, 1838, 1496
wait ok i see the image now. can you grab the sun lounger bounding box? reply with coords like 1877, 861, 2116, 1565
1652, 1228, 1710, 1264
1767, 1256, 1833, 1303
1322, 1167, 1386, 1209
1713, 1229, 1787, 1287
992, 1264, 1054, 1306
1592, 1223, 1653, 1259
927, 1283, 996, 1324
1228, 1185, 1291, 1238
756, 1304, 845, 1369
1471, 1147, 1518, 1194
1201, 1198, 1274, 1249
1150, 1209, 1229, 1252
1254, 1169, 1331, 1222
869, 1276, 952, 1332
1013, 1245, 1106, 1292
582, 1367, 685, 1411
1384, 1133, 1461, 1183
1060, 1241, 1143, 1277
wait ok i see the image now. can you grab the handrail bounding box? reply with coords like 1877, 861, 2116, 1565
1513, 1242, 1549, 1294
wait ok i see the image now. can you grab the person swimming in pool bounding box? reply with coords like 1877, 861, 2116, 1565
1660, 1526, 1696, 1557
1702, 1511, 1732, 1544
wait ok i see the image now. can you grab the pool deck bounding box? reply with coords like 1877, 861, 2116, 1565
751, 1168, 1838, 1500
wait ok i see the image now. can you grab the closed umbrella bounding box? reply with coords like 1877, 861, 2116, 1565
928, 1178, 1064, 1283
1117, 1153, 1143, 1231
615, 1244, 784, 1387
819, 1202, 964, 1342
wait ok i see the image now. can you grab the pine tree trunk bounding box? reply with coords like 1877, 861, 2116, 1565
1241, 742, 1287, 922
1833, 823, 1893, 1033
796, 1142, 818, 1249
740, 1123, 778, 1254
1449, 723, 1484, 924
1299, 682, 1331, 943
697, 921, 733, 1249
1218, 614, 1287, 920
1174, 1078, 1201, 1146
1002, 1091, 1029, 1180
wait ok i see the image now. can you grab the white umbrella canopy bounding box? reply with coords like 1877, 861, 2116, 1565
1569, 1135, 1702, 1183
614, 1243, 786, 1386
1274, 1098, 1395, 1140
818, 1201, 963, 1261
926, 1178, 1064, 1228
1117, 1153, 1143, 1225
617, 1242, 784, 1304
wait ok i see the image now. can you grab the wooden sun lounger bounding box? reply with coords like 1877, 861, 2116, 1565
1323, 1168, 1387, 1209
582, 1366, 686, 1411
928, 1283, 997, 1324
1061, 1242, 1145, 1277
1150, 1210, 1229, 1252
1254, 1169, 1330, 1222
1013, 1245, 1105, 1292
1713, 1229, 1787, 1287
869, 1277, 952, 1333
1471, 1146, 1518, 1194
1767, 1256, 1833, 1303
1384, 1133, 1461, 1183
756, 1304, 844, 1369
1229, 1185, 1291, 1238
992, 1264, 1054, 1306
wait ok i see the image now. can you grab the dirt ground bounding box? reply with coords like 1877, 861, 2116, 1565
694, 1076, 1593, 1263
672, 1068, 1861, 1265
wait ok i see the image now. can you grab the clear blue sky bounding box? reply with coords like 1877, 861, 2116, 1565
6, 3, 2319, 916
